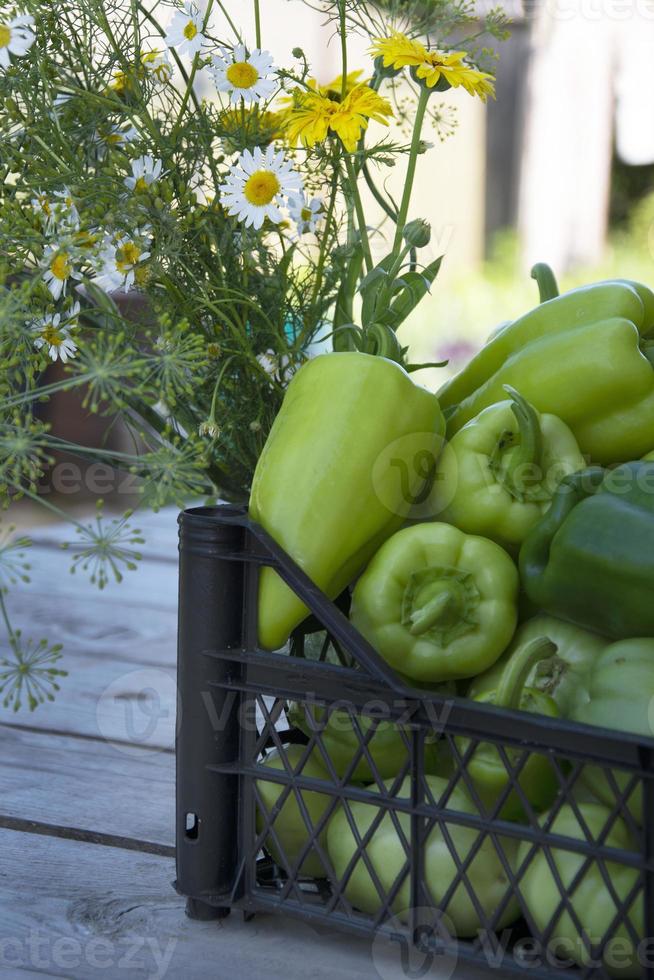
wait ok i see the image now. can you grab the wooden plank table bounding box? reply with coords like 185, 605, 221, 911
0, 509, 487, 979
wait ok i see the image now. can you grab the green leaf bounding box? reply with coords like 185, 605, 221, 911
380, 255, 443, 330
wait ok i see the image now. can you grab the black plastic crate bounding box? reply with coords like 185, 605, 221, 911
175, 505, 654, 979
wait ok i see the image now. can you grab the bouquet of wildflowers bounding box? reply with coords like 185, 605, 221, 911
0, 0, 508, 708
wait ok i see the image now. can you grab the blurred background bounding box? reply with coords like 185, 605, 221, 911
15, 0, 654, 527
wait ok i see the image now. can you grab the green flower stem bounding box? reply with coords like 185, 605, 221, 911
390, 84, 430, 258
344, 155, 373, 274
339, 0, 347, 98
309, 163, 340, 311
171, 0, 216, 138
254, 0, 262, 47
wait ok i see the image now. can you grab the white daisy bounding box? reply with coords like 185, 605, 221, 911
141, 49, 173, 86
95, 122, 139, 157
221, 145, 303, 231
93, 229, 152, 293
164, 2, 205, 58
289, 195, 322, 236
31, 303, 80, 363
41, 244, 81, 300
209, 45, 276, 106
124, 155, 164, 193
53, 187, 80, 231
0, 14, 35, 69
31, 190, 55, 233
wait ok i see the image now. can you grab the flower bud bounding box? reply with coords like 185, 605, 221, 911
403, 219, 431, 249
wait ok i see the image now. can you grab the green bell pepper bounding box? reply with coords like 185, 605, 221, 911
520, 462, 654, 638
326, 774, 521, 937
255, 744, 333, 878
431, 385, 585, 552
439, 277, 654, 464
468, 614, 608, 717
288, 702, 440, 783
518, 803, 643, 978
250, 352, 445, 650
350, 522, 519, 683
457, 638, 560, 821
571, 639, 654, 826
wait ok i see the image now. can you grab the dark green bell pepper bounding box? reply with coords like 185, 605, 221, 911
520, 462, 654, 638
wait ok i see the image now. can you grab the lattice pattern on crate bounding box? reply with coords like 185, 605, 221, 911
246, 686, 647, 980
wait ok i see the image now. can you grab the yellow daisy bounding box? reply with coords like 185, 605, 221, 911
310, 70, 367, 100
370, 31, 495, 102
284, 83, 393, 152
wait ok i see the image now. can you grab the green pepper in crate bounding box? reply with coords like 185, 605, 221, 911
570, 639, 654, 826
350, 522, 518, 683
439, 275, 654, 464
249, 352, 445, 650
518, 803, 643, 978
457, 638, 559, 821
326, 774, 521, 937
255, 744, 334, 878
431, 386, 585, 551
288, 702, 442, 783
520, 462, 654, 639
468, 614, 608, 717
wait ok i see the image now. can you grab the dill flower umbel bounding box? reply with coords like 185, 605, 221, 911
209, 45, 276, 106
284, 83, 393, 152
370, 31, 495, 101
221, 145, 302, 230
0, 13, 35, 69
165, 2, 205, 57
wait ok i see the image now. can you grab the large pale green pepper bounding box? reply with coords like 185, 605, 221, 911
250, 352, 445, 650
326, 774, 521, 937
468, 614, 608, 716
431, 386, 585, 552
457, 638, 560, 821
288, 702, 440, 782
518, 803, 643, 978
255, 744, 333, 878
439, 277, 654, 464
571, 639, 654, 825
350, 522, 518, 683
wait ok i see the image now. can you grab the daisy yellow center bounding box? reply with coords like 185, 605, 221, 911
42, 324, 64, 346
244, 170, 280, 207
135, 176, 149, 192
301, 207, 313, 222
226, 61, 259, 90
0, 25, 11, 48
183, 20, 198, 40
117, 242, 142, 270
50, 253, 71, 280
38, 196, 51, 216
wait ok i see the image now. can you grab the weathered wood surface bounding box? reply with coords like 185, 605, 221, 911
0, 514, 485, 979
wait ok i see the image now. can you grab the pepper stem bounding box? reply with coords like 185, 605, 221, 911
409, 591, 457, 635
494, 637, 558, 711
491, 385, 544, 500
531, 263, 560, 303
